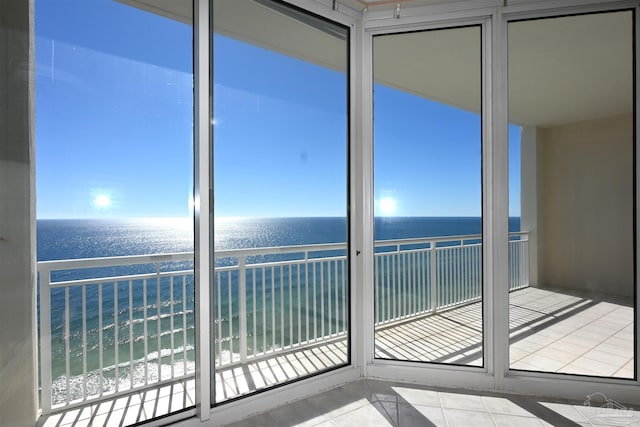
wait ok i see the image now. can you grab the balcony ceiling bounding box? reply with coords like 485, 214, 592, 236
340, 0, 471, 12
116, 0, 480, 22
375, 10, 633, 128
507, 11, 632, 127
119, 0, 633, 128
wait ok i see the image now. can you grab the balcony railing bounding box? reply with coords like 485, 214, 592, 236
38, 232, 529, 414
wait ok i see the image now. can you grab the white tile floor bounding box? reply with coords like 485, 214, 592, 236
375, 286, 634, 378
41, 379, 196, 427
509, 287, 634, 378
375, 302, 484, 365
224, 379, 640, 427
215, 339, 349, 403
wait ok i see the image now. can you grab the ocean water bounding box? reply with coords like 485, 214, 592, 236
38, 216, 521, 262
38, 216, 519, 404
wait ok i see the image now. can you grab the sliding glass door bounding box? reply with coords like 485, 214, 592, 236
36, 0, 195, 423
372, 25, 484, 366
211, 0, 350, 403
508, 11, 635, 379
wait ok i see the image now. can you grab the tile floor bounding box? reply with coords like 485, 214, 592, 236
41, 379, 196, 427
216, 340, 348, 403
375, 286, 634, 378
375, 302, 483, 365
508, 287, 634, 378
224, 379, 640, 427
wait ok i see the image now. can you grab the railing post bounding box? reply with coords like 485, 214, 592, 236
430, 242, 438, 314
39, 268, 53, 415
523, 235, 530, 287
155, 262, 162, 383
238, 256, 247, 363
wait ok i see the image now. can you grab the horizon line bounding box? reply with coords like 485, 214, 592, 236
36, 215, 522, 220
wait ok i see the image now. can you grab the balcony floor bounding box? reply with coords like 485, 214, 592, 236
40, 379, 196, 427
375, 286, 634, 378
509, 286, 634, 377
215, 339, 349, 403
41, 286, 634, 427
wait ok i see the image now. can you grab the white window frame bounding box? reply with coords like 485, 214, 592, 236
192, 1, 362, 425
364, 17, 496, 391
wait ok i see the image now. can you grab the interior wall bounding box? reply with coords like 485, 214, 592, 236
537, 113, 634, 299
0, 0, 38, 425
520, 126, 538, 286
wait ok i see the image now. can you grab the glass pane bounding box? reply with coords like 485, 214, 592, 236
373, 26, 483, 366
508, 11, 635, 379
212, 0, 349, 403
35, 0, 194, 423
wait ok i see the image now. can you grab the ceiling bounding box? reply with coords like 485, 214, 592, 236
508, 11, 632, 127
118, 0, 634, 128
374, 10, 633, 127
374, 26, 481, 115
340, 0, 464, 12
113, 0, 471, 24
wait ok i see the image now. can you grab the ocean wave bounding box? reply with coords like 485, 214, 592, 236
50, 347, 242, 407
51, 348, 195, 406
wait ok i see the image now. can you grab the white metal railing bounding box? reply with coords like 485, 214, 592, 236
38, 253, 195, 413
213, 242, 348, 368
38, 232, 529, 413
375, 236, 479, 323
509, 233, 530, 291
374, 232, 529, 325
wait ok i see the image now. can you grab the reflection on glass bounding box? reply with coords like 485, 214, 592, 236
372, 26, 484, 366
35, 0, 195, 424
508, 11, 635, 379
212, 0, 349, 403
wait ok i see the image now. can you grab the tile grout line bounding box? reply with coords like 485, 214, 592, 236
437, 391, 451, 427
515, 301, 633, 376
480, 395, 499, 427
555, 308, 634, 375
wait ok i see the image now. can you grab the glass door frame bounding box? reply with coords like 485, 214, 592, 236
361, 0, 640, 406
500, 3, 640, 398
193, 0, 362, 424
363, 15, 496, 391
370, 23, 487, 368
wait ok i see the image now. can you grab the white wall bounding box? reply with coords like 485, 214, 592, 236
536, 113, 633, 299
520, 127, 538, 286
0, 0, 38, 425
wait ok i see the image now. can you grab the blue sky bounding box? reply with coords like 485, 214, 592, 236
35, 0, 521, 219
375, 85, 482, 217
35, 0, 193, 219
212, 35, 348, 218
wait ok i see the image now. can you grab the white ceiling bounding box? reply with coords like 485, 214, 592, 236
117, 0, 347, 72
113, 0, 451, 22
373, 10, 633, 127
211, 0, 347, 73
508, 11, 633, 127
374, 26, 481, 114
340, 0, 471, 12
116, 0, 191, 23
119, 0, 634, 128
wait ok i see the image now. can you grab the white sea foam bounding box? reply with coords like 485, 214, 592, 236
50, 347, 242, 406
51, 347, 195, 406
